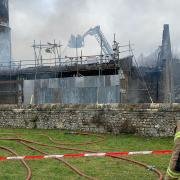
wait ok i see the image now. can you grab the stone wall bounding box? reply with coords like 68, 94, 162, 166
0, 103, 179, 137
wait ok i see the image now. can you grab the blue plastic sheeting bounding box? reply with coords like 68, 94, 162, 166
23, 75, 120, 104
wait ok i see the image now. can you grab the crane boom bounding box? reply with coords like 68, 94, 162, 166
82, 26, 113, 55
68, 26, 113, 56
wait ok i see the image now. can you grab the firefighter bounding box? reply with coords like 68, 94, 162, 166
165, 121, 180, 179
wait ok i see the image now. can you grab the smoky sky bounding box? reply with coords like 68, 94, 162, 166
9, 0, 180, 60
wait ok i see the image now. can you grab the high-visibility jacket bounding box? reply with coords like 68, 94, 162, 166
165, 121, 180, 180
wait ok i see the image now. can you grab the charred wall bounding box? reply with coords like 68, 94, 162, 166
0, 81, 22, 104
130, 24, 175, 104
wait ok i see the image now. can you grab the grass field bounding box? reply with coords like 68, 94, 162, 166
0, 128, 173, 180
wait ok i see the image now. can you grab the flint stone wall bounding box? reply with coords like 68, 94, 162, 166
0, 103, 179, 137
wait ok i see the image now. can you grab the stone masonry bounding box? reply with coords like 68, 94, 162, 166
0, 103, 179, 137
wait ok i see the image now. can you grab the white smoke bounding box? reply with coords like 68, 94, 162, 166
8, 0, 180, 61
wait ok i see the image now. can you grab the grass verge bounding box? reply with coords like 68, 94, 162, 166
0, 128, 173, 180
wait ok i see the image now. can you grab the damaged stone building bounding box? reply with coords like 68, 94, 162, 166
0, 0, 178, 105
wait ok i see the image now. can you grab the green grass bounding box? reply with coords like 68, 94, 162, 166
0, 128, 173, 180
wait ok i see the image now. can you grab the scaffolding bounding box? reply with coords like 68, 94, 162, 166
0, 39, 134, 104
